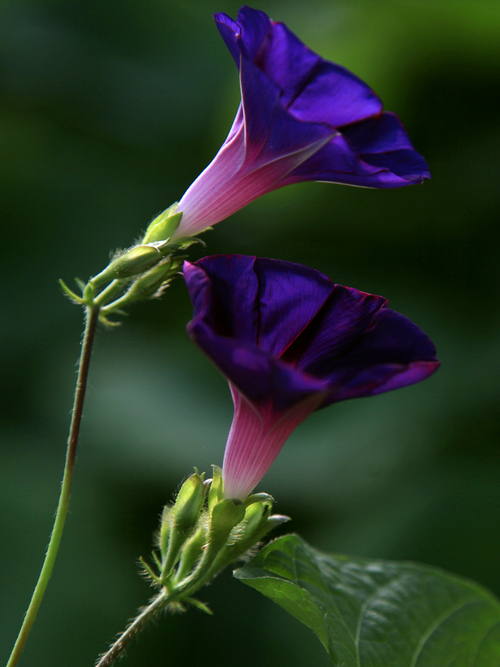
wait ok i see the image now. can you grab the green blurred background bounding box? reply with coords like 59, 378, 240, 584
1, 0, 500, 664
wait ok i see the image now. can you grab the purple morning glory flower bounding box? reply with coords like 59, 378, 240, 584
173, 6, 430, 240
184, 255, 440, 500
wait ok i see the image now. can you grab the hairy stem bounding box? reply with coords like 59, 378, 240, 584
7, 305, 100, 667
95, 593, 169, 667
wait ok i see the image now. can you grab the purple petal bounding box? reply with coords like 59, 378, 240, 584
239, 55, 335, 165
214, 8, 273, 70
213, 12, 242, 66
318, 308, 440, 405
253, 258, 334, 356
185, 257, 329, 410
187, 255, 336, 358
235, 6, 272, 63
188, 322, 328, 411
175, 59, 335, 237
184, 256, 259, 344
266, 22, 383, 127
185, 256, 439, 410
283, 127, 429, 188
286, 285, 387, 369
215, 8, 383, 129
342, 112, 431, 181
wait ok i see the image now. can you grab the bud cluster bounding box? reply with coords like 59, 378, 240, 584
60, 202, 207, 324
142, 467, 288, 608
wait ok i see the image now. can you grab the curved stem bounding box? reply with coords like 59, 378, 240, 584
94, 279, 123, 307
95, 592, 168, 667
7, 305, 100, 667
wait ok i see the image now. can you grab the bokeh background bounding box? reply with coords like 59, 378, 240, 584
1, 0, 500, 665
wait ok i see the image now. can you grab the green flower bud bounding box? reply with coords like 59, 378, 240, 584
123, 258, 174, 302
174, 473, 205, 535
159, 504, 173, 559
240, 500, 267, 536
204, 501, 289, 576
92, 245, 164, 288
175, 526, 207, 583
161, 472, 205, 580
142, 203, 183, 244
209, 499, 245, 544
110, 245, 163, 278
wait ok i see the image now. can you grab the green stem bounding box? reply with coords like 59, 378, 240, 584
6, 305, 100, 667
95, 592, 168, 667
94, 279, 123, 307
99, 291, 137, 315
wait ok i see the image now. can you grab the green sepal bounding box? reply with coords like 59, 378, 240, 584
167, 235, 207, 252
117, 258, 174, 302
74, 278, 87, 293
142, 203, 182, 244
59, 279, 85, 304
139, 556, 161, 585
244, 493, 275, 508
151, 551, 162, 571
208, 466, 224, 515
174, 472, 205, 534
185, 597, 213, 615
107, 245, 163, 280
159, 505, 172, 559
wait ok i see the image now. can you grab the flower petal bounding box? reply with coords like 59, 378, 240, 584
265, 21, 383, 127
283, 124, 429, 188
215, 7, 383, 128
286, 285, 387, 369
222, 385, 323, 500
188, 323, 328, 411
239, 55, 336, 166
188, 255, 336, 358
184, 256, 259, 344
341, 112, 431, 182
253, 257, 334, 356
213, 12, 242, 66
175, 58, 335, 237
317, 307, 440, 405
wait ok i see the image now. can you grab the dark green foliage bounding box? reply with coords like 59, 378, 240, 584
237, 534, 500, 666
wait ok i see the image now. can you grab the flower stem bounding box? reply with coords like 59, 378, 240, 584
95, 592, 169, 667
7, 305, 100, 667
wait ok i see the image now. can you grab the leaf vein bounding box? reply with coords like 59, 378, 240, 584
355, 573, 407, 667
410, 596, 479, 667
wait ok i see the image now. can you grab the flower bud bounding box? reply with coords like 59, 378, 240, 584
110, 245, 163, 278
142, 203, 183, 244
161, 472, 205, 579
159, 504, 172, 559
210, 499, 245, 539
204, 501, 289, 576
240, 500, 267, 536
175, 526, 207, 583
92, 245, 165, 288
122, 258, 174, 302
173, 473, 205, 535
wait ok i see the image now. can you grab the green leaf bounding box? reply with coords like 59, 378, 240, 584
234, 534, 500, 666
